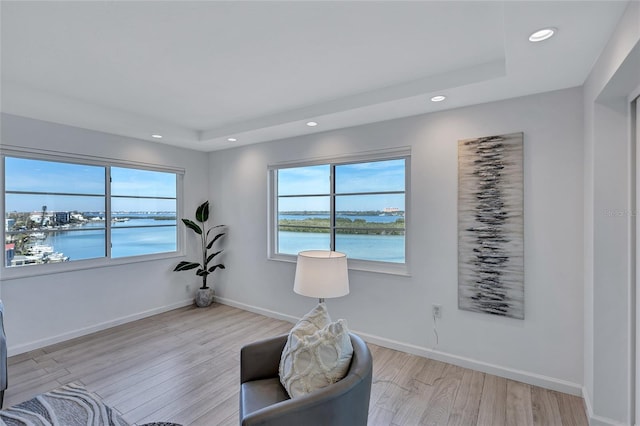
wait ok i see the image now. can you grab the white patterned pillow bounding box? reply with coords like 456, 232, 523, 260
279, 304, 354, 398
289, 302, 331, 336
279, 303, 330, 383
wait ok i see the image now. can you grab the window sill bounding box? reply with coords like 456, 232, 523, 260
268, 253, 411, 277
0, 251, 184, 281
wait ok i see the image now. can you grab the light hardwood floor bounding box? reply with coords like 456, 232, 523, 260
5, 304, 587, 425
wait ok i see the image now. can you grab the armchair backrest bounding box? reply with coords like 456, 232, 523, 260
240, 332, 373, 426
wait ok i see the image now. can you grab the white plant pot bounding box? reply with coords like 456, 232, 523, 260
195, 287, 215, 307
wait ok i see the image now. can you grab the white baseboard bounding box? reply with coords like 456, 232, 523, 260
360, 331, 583, 396
216, 296, 583, 396
582, 387, 631, 426
7, 298, 194, 357
215, 296, 299, 324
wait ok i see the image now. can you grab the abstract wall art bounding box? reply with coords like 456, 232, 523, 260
458, 132, 524, 319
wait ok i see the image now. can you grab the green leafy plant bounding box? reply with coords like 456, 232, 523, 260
174, 201, 225, 289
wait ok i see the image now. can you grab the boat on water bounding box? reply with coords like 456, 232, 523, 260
45, 252, 69, 263
11, 255, 42, 266
11, 249, 69, 266
25, 244, 54, 256
10, 243, 69, 266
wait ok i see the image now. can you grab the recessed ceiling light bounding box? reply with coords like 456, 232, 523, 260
227, 137, 237, 142
529, 27, 556, 42
306, 121, 318, 127
151, 134, 163, 139
430, 95, 446, 102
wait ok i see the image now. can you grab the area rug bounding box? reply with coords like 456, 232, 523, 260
139, 424, 182, 426
0, 383, 185, 426
0, 382, 128, 426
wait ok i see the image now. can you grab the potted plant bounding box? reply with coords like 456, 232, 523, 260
174, 201, 226, 307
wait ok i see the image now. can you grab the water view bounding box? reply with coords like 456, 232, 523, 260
278, 213, 405, 263
45, 219, 177, 260
276, 159, 407, 263
6, 211, 404, 267
5, 213, 176, 267
4, 156, 179, 267
279, 231, 405, 263
4, 156, 407, 267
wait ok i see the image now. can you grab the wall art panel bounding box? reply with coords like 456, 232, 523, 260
458, 132, 524, 319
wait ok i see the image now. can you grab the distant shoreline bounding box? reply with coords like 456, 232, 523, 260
280, 210, 404, 216
279, 216, 405, 235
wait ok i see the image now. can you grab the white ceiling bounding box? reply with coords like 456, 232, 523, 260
0, 1, 630, 152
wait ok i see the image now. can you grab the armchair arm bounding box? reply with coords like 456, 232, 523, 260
240, 334, 288, 383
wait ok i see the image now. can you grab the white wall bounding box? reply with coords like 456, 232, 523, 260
209, 87, 585, 393
583, 2, 640, 425
0, 113, 210, 355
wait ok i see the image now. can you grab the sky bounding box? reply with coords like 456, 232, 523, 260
4, 157, 176, 213
5, 156, 405, 214
278, 159, 405, 212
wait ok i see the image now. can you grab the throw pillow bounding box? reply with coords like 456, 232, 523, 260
279, 304, 354, 398
290, 302, 332, 336
279, 303, 330, 383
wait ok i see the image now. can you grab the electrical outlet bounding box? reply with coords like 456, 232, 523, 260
432, 304, 442, 319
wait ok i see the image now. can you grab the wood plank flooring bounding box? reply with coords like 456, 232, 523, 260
5, 304, 587, 425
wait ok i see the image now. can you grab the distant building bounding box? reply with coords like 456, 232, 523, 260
5, 244, 15, 267
383, 207, 400, 213
55, 211, 71, 224
29, 213, 50, 225
5, 218, 15, 230
29, 212, 62, 226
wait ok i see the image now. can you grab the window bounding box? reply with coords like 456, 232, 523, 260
110, 167, 177, 258
3, 155, 179, 270
270, 152, 409, 273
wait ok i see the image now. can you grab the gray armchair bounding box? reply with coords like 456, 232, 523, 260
240, 332, 372, 426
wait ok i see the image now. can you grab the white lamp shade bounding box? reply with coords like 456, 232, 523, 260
294, 250, 350, 299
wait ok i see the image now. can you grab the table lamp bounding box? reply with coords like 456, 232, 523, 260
294, 250, 349, 303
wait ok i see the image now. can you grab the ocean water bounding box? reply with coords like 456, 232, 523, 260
30, 216, 404, 264
277, 214, 405, 263
278, 231, 405, 263
44, 219, 177, 261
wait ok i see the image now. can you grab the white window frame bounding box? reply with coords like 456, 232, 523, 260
1, 145, 185, 280
268, 148, 411, 276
